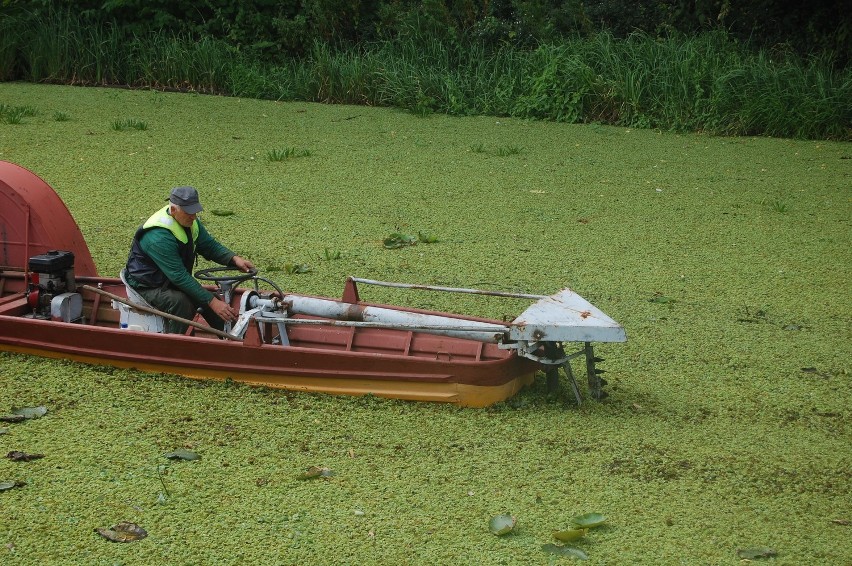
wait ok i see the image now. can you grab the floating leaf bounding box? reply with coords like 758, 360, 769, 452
164, 449, 200, 461
95, 521, 148, 542
541, 544, 588, 559
488, 514, 516, 536
383, 233, 417, 249
553, 528, 587, 542
737, 547, 777, 559
12, 406, 48, 419
7, 451, 44, 462
284, 263, 312, 274
296, 466, 333, 480
211, 209, 234, 217
570, 513, 607, 528
0, 480, 25, 491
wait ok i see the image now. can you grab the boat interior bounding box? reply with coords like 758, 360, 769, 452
0, 268, 511, 363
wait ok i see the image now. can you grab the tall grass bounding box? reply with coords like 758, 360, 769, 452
7, 10, 850, 140
134, 33, 231, 92
711, 51, 852, 139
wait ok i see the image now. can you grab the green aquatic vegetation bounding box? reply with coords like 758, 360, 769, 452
0, 83, 850, 564
383, 233, 417, 248
738, 546, 778, 559
1, 105, 34, 124
568, 513, 607, 528
95, 521, 148, 543
111, 117, 148, 131
323, 248, 341, 260
295, 466, 334, 480
468, 144, 524, 157
552, 527, 587, 542
495, 144, 523, 156
163, 449, 200, 461
542, 544, 588, 559
4, 110, 23, 124
284, 263, 312, 274
382, 231, 438, 248
267, 147, 311, 161
771, 199, 789, 213
1, 406, 47, 421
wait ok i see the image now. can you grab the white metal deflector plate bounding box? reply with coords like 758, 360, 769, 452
509, 288, 627, 343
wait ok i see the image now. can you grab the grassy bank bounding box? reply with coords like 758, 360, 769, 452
2, 10, 850, 140
0, 83, 850, 564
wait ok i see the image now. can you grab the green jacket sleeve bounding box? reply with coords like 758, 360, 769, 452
138, 228, 215, 305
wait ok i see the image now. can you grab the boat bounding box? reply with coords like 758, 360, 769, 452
0, 160, 626, 407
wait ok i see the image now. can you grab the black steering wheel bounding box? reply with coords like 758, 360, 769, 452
195, 266, 258, 285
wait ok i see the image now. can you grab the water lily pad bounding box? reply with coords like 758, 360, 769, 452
12, 406, 48, 419
737, 547, 777, 559
95, 521, 148, 542
383, 233, 417, 249
296, 466, 333, 480
570, 513, 607, 528
6, 451, 44, 462
164, 449, 200, 461
417, 231, 438, 244
0, 480, 25, 491
553, 528, 587, 542
542, 544, 588, 559
488, 514, 516, 536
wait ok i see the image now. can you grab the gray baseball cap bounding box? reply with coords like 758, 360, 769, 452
168, 186, 203, 214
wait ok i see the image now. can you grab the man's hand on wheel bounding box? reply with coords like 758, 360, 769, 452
232, 255, 255, 273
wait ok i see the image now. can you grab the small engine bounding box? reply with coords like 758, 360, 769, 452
25, 250, 82, 322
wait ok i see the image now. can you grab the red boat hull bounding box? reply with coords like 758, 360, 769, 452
0, 274, 538, 406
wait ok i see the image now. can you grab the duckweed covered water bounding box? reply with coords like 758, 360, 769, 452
0, 83, 850, 564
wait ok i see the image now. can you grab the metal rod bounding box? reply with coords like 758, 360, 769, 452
563, 361, 582, 406
256, 316, 509, 336
348, 277, 547, 300
81, 285, 242, 342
